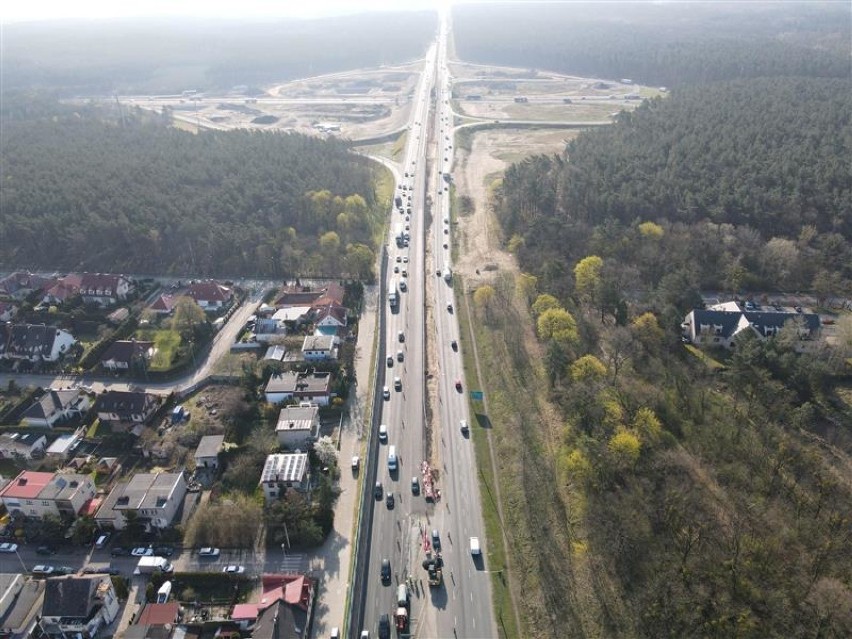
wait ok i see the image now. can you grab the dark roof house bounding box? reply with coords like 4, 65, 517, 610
100, 340, 154, 371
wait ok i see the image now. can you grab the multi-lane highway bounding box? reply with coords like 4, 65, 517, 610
359, 14, 496, 639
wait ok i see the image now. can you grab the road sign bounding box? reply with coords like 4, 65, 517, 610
469, 391, 484, 400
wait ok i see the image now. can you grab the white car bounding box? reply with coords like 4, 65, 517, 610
351, 455, 360, 470
222, 565, 245, 574
31, 565, 55, 576
0, 543, 18, 553
131, 547, 153, 557
383, 387, 390, 400
198, 547, 220, 557
402, 256, 409, 263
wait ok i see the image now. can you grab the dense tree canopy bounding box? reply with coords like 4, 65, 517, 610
0, 102, 387, 277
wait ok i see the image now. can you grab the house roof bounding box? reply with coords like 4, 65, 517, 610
100, 340, 154, 365
42, 277, 81, 302
0, 574, 45, 634
36, 472, 89, 501
312, 303, 347, 326
42, 575, 106, 618
81, 496, 102, 517
265, 371, 331, 396
150, 294, 177, 313
311, 282, 345, 308
45, 434, 82, 457
275, 406, 318, 434
252, 600, 298, 639
0, 471, 54, 499
22, 389, 83, 421
689, 308, 821, 339
186, 281, 231, 303
195, 435, 225, 459
260, 454, 308, 484
265, 372, 300, 394
263, 345, 287, 361
271, 307, 312, 322
231, 603, 259, 621
136, 602, 180, 626
0, 271, 50, 296
301, 335, 335, 352
274, 289, 322, 308
95, 390, 157, 417
80, 272, 128, 294
259, 574, 312, 611
1, 324, 68, 359
106, 472, 184, 512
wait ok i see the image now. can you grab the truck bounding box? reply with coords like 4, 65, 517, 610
134, 556, 173, 575
394, 223, 406, 248
422, 551, 443, 587
470, 537, 481, 556
389, 280, 399, 308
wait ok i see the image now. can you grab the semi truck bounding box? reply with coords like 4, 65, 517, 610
389, 280, 399, 308
134, 556, 173, 575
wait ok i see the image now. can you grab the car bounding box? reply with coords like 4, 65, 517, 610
398, 331, 405, 342
382, 386, 390, 400
379, 424, 388, 442
198, 547, 220, 557
111, 547, 131, 557
436, 269, 442, 277
393, 377, 402, 391
131, 547, 153, 557
360, 632, 370, 639
330, 628, 341, 639
444, 228, 449, 234
31, 565, 55, 576
374, 482, 383, 499
402, 256, 409, 263
380, 558, 391, 582
395, 256, 401, 263
351, 455, 360, 471
0, 543, 18, 553
443, 243, 448, 249
82, 566, 122, 575
397, 350, 404, 362
222, 565, 245, 574
411, 477, 420, 494
36, 546, 56, 556
451, 340, 458, 351
378, 614, 391, 639
455, 379, 463, 392
393, 266, 399, 273
460, 419, 469, 434
53, 566, 74, 576
386, 493, 395, 508
431, 529, 442, 551
401, 269, 408, 277
153, 546, 175, 557
387, 356, 394, 367
447, 303, 453, 313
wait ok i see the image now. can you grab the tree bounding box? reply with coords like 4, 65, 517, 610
608, 429, 641, 468
171, 296, 206, 334
507, 233, 525, 253
632, 407, 662, 440
344, 243, 374, 280
473, 285, 496, 322
537, 308, 579, 347
516, 273, 538, 304
314, 436, 338, 467
638, 221, 664, 239
532, 293, 561, 317
630, 312, 665, 353
574, 255, 603, 302
570, 354, 607, 382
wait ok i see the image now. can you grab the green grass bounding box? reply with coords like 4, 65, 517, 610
0, 458, 23, 479
684, 344, 727, 370
135, 329, 182, 371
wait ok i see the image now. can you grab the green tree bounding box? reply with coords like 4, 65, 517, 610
532, 293, 561, 317
570, 354, 607, 382
537, 308, 579, 347
608, 429, 641, 468
574, 255, 603, 302
344, 243, 374, 280
171, 296, 207, 334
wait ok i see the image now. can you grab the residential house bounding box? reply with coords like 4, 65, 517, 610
99, 340, 155, 371
186, 281, 232, 310
148, 294, 177, 315
194, 435, 225, 469
270, 307, 312, 334
274, 282, 344, 310
310, 282, 345, 308
44, 429, 85, 461
38, 575, 119, 639
252, 600, 299, 639
127, 602, 180, 638
0, 272, 50, 300
0, 301, 18, 322
275, 405, 319, 449
0, 324, 76, 363
311, 303, 348, 337
40, 274, 82, 305
21, 389, 90, 428
264, 371, 332, 406
95, 472, 187, 531
259, 454, 309, 501
0, 470, 96, 520
682, 305, 822, 351
0, 432, 47, 460
79, 273, 133, 306
0, 573, 46, 639
95, 391, 159, 427
300, 335, 336, 361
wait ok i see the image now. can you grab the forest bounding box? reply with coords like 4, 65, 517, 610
495, 76, 852, 317
1, 11, 436, 96
0, 101, 387, 278
452, 2, 850, 87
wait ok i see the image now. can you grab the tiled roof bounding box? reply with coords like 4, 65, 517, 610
1, 323, 65, 359
79, 272, 127, 295
22, 389, 83, 421
187, 281, 231, 303
149, 294, 176, 313
135, 602, 180, 626
95, 390, 156, 417
0, 470, 54, 499
100, 340, 154, 365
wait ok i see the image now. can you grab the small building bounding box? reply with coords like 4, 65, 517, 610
0, 271, 50, 300
194, 434, 225, 469
0, 572, 46, 639
260, 454, 309, 501
312, 303, 348, 335
0, 470, 96, 520
275, 405, 320, 449
95, 391, 159, 427
148, 293, 177, 315
301, 335, 336, 361
0, 432, 47, 460
263, 345, 287, 362
44, 429, 85, 461
39, 575, 120, 639
264, 371, 332, 406
79, 273, 133, 306
95, 472, 187, 531
40, 274, 82, 305
0, 324, 76, 363
186, 280, 233, 310
133, 602, 180, 627
21, 388, 89, 428
99, 340, 155, 371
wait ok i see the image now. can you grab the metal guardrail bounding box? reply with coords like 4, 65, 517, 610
347, 247, 388, 639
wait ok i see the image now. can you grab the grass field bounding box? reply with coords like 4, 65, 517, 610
135, 329, 183, 371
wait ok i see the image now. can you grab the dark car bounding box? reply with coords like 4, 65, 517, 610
36, 546, 56, 556
386, 493, 395, 509
110, 547, 131, 557
378, 614, 391, 639
455, 379, 463, 392
380, 558, 391, 583
374, 482, 383, 500
153, 546, 175, 557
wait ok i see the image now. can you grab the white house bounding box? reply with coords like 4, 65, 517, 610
259, 453, 309, 501
194, 435, 225, 469
264, 371, 332, 406
275, 404, 320, 449
0, 432, 47, 460
45, 428, 86, 461
186, 280, 233, 310
0, 324, 76, 363
21, 389, 90, 428
301, 334, 336, 361
682, 305, 822, 351
95, 472, 187, 531
40, 576, 120, 639
79, 273, 133, 306
0, 471, 96, 520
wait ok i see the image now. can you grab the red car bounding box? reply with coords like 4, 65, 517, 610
455, 379, 462, 392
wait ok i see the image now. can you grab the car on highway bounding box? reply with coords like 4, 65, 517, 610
451, 340, 458, 351
198, 547, 220, 557
378, 614, 391, 639
393, 377, 402, 391
379, 424, 388, 442
460, 419, 469, 435
386, 356, 394, 367
431, 529, 442, 551
397, 350, 404, 362
386, 493, 395, 509
411, 477, 420, 495
393, 266, 399, 273
222, 565, 245, 574
455, 379, 463, 392
403, 256, 409, 263
31, 565, 55, 577
380, 558, 391, 583
447, 303, 453, 313
382, 386, 390, 400
374, 482, 383, 499
443, 243, 448, 249
398, 331, 405, 342
0, 543, 18, 553
351, 455, 360, 471
131, 547, 153, 557
395, 255, 401, 262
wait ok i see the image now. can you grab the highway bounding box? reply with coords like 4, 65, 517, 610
359, 12, 495, 639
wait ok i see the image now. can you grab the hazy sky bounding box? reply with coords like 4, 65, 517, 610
1, 0, 446, 23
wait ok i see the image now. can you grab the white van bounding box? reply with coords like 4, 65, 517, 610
387, 445, 398, 471
470, 536, 481, 556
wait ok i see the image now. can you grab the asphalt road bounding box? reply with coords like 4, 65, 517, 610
360, 14, 496, 639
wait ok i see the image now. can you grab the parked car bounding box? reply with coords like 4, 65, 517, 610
31, 565, 55, 577
0, 543, 18, 553
222, 565, 245, 574
111, 547, 131, 557
198, 547, 220, 557
153, 546, 175, 557
450, 340, 458, 351
36, 546, 56, 556
351, 456, 360, 471
131, 547, 153, 557
386, 356, 393, 367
